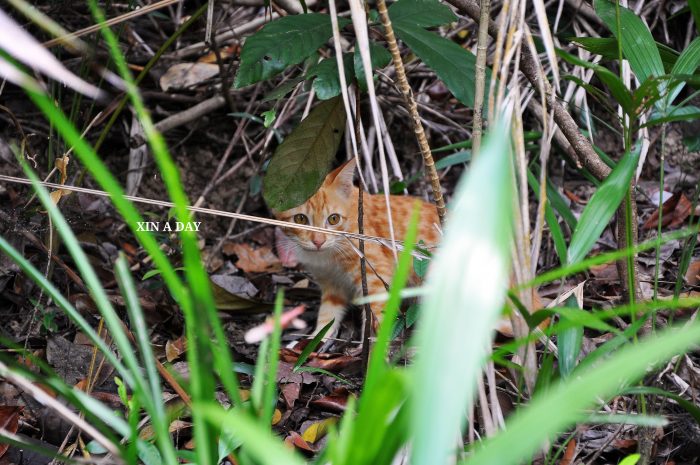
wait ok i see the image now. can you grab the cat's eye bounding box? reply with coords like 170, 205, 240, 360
293, 214, 309, 225
327, 213, 341, 225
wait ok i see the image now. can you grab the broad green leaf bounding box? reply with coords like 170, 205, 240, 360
261, 74, 306, 102
690, 1, 700, 34
684, 134, 700, 151
263, 96, 346, 211
557, 295, 583, 378
354, 41, 392, 91
464, 320, 700, 465
307, 54, 353, 100
568, 149, 639, 265
392, 24, 482, 107
594, 0, 664, 85
234, 14, 349, 87
667, 37, 700, 105
387, 0, 457, 28
411, 120, 512, 465
644, 105, 700, 127
413, 253, 429, 278
570, 36, 679, 72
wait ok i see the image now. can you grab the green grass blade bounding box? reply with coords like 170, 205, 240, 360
526, 168, 568, 265
262, 291, 284, 426
464, 321, 700, 465
530, 225, 698, 288
411, 120, 513, 465
294, 319, 334, 371
19, 161, 180, 463
115, 254, 177, 461
557, 295, 584, 378
622, 386, 700, 423
364, 204, 421, 391
0, 236, 129, 379
199, 405, 306, 465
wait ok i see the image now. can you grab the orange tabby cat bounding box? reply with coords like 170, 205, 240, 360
273, 158, 440, 338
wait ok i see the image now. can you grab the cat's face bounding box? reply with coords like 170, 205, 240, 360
273, 159, 357, 252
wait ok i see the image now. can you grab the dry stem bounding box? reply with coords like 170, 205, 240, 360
375, 0, 446, 224
471, 0, 492, 157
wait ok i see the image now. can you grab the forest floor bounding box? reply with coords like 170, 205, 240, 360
1, 1, 700, 464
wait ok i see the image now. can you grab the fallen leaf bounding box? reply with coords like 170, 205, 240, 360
0, 406, 21, 458
301, 417, 338, 444
211, 274, 258, 298
307, 355, 362, 374
277, 361, 317, 384
50, 188, 72, 205
169, 419, 192, 434
160, 62, 219, 91
563, 189, 586, 204
272, 408, 282, 425
281, 382, 301, 409
228, 242, 282, 273
48, 155, 72, 205
197, 45, 238, 63
166, 336, 187, 362
685, 261, 700, 286
669, 194, 692, 228
590, 263, 619, 281
285, 431, 315, 452
643, 192, 692, 229
559, 437, 577, 465
310, 388, 351, 413
210, 276, 271, 313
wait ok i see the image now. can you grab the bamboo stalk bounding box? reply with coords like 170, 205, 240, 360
375, 0, 446, 224
471, 0, 492, 157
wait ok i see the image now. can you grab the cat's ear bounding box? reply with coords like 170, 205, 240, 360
327, 158, 356, 193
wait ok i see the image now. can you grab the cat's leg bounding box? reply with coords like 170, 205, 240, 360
313, 292, 348, 339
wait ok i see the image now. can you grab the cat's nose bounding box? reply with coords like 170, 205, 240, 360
312, 236, 325, 249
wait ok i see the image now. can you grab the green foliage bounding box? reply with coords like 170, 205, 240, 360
526, 169, 568, 265
234, 14, 348, 88
464, 321, 700, 465
263, 96, 346, 211
306, 54, 354, 100
569, 36, 679, 72
556, 295, 583, 378
354, 42, 392, 91
389, 0, 485, 107
387, 0, 457, 28
594, 0, 664, 85
568, 149, 639, 265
